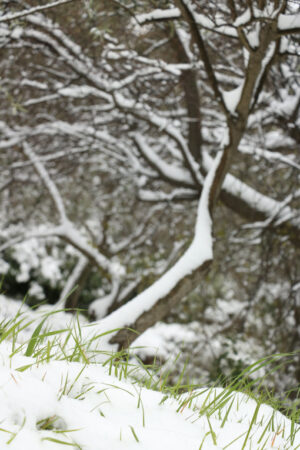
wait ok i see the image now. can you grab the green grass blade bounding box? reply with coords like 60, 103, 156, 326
25, 317, 48, 356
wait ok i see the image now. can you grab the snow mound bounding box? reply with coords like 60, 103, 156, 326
0, 298, 298, 449
0, 344, 298, 449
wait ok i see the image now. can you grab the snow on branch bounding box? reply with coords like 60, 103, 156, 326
25, 15, 175, 95
11, 147, 90, 170
23, 143, 67, 222
88, 276, 121, 320
114, 93, 203, 186
203, 153, 299, 229
239, 145, 300, 171
0, 136, 23, 150
83, 150, 223, 347
135, 5, 237, 37
233, 8, 252, 27
278, 13, 300, 32
242, 189, 300, 230
56, 255, 89, 308
0, 226, 62, 253
222, 38, 276, 118
134, 134, 195, 188
0, 0, 78, 23
20, 24, 110, 94
138, 188, 198, 202
59, 223, 125, 279
106, 46, 183, 76
106, 205, 162, 255
135, 8, 181, 24
21, 143, 125, 281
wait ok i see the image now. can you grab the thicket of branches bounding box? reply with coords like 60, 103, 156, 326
0, 0, 299, 391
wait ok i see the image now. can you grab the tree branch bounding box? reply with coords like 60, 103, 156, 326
0, 0, 79, 23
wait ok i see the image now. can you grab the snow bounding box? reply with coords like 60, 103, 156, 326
205, 298, 244, 323
12, 239, 48, 283
246, 26, 260, 49
194, 13, 214, 29
273, 91, 300, 117
252, 4, 280, 20
134, 134, 195, 187
20, 79, 48, 90
0, 258, 9, 274
23, 143, 67, 223
89, 277, 121, 320
222, 84, 244, 115
136, 8, 180, 25
0, 0, 75, 24
113, 94, 203, 185
57, 255, 88, 308
28, 282, 45, 301
10, 27, 23, 39
279, 36, 289, 53
0, 295, 31, 322
0, 295, 88, 341
58, 85, 110, 99
88, 295, 114, 319
278, 13, 300, 31
40, 256, 62, 285
252, 42, 276, 106
138, 188, 197, 202
135, 6, 238, 37
202, 152, 298, 228
59, 220, 123, 278
0, 298, 298, 450
239, 142, 300, 170
111, 261, 126, 279
234, 8, 251, 27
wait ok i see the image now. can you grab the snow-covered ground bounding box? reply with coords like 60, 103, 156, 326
0, 296, 299, 449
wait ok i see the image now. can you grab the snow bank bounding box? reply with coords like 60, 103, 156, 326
0, 339, 298, 450
0, 297, 299, 449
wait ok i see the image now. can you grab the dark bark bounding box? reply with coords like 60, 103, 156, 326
171, 32, 202, 163
110, 260, 211, 348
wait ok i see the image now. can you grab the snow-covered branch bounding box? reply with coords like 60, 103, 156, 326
56, 255, 89, 308
0, 0, 78, 23
203, 152, 299, 230
278, 13, 300, 33
135, 8, 181, 24
23, 143, 67, 222
85, 151, 224, 348
134, 134, 195, 188
21, 143, 125, 286
114, 93, 203, 186
138, 188, 198, 203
